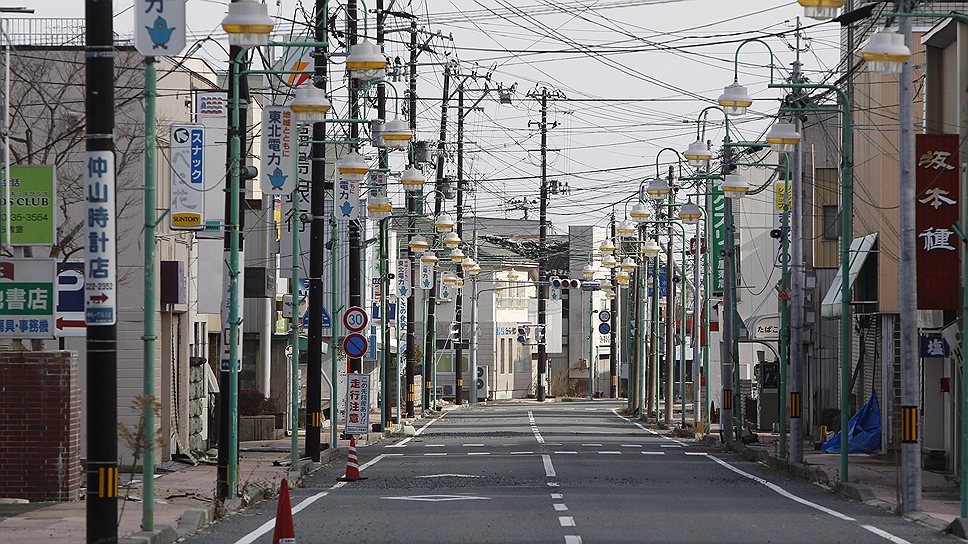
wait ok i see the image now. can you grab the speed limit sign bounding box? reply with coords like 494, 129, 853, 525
343, 306, 368, 332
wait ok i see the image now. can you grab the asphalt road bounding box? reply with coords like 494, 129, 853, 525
181, 400, 956, 544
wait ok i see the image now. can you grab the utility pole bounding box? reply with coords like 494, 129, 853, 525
454, 84, 465, 405
665, 212, 675, 425
897, 0, 921, 513
609, 214, 618, 398
218, 0, 249, 500
405, 18, 417, 418
425, 63, 450, 411
85, 0, 117, 540
376, 0, 391, 429
721, 144, 736, 445
537, 87, 549, 401
650, 227, 661, 420
347, 0, 363, 377
306, 0, 328, 462
788, 33, 805, 464
692, 206, 702, 425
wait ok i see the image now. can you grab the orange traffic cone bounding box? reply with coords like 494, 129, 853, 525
272, 478, 296, 544
338, 436, 367, 482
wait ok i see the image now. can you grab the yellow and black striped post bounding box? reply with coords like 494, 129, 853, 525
900, 405, 918, 444
789, 392, 802, 419
94, 464, 118, 499
723, 389, 733, 411
309, 411, 323, 429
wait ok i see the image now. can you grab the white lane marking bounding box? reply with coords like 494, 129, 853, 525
551, 493, 563, 499
425, 444, 446, 448
559, 516, 576, 527
660, 444, 683, 448
564, 536, 583, 544
387, 414, 446, 448
542, 454, 557, 478
547, 482, 560, 487
620, 444, 642, 448
610, 408, 688, 446
383, 494, 490, 502
641, 451, 665, 456
554, 451, 578, 455
425, 452, 447, 456
510, 451, 534, 455
684, 452, 709, 456
544, 443, 563, 446
416, 474, 481, 479
528, 411, 545, 444
581, 443, 604, 447
706, 455, 911, 544
234, 453, 391, 544
597, 451, 621, 455
463, 443, 485, 447
468, 452, 490, 456
554, 503, 569, 511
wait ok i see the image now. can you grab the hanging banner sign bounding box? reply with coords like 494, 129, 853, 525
335, 175, 360, 221
418, 262, 434, 290
344, 372, 371, 435
169, 124, 205, 229
260, 106, 296, 196
710, 185, 726, 295
439, 276, 453, 302
84, 151, 117, 326
196, 91, 227, 238
915, 134, 960, 310
135, 0, 186, 56
397, 258, 412, 298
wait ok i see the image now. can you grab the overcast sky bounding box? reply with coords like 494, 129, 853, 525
17, 1, 842, 230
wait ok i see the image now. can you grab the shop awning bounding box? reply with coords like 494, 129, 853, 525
821, 233, 878, 318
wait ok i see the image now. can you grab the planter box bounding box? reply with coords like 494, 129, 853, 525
239, 415, 278, 441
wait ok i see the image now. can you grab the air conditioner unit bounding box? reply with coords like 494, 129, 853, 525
475, 365, 489, 400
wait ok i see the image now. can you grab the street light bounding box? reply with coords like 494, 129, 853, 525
346, 39, 387, 81
765, 121, 802, 154
337, 151, 369, 181
409, 234, 429, 252
507, 268, 521, 281
582, 264, 599, 280
599, 239, 616, 254
602, 254, 617, 269
678, 201, 703, 225
862, 29, 911, 74
684, 140, 712, 169
721, 173, 750, 198
617, 220, 638, 236
221, 0, 275, 46
382, 117, 413, 150
620, 257, 638, 271
798, 0, 844, 21
643, 239, 662, 258
646, 177, 672, 200
435, 212, 455, 233
366, 195, 391, 219
449, 247, 465, 263
629, 201, 652, 222
718, 80, 752, 116
289, 85, 331, 122
461, 257, 478, 271
443, 231, 462, 248
400, 166, 426, 192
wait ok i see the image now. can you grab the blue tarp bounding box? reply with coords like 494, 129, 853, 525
821, 391, 881, 454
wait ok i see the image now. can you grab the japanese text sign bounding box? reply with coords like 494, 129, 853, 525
169, 124, 205, 229
84, 151, 117, 326
711, 185, 726, 295
135, 0, 186, 56
0, 165, 56, 246
343, 372, 371, 435
915, 134, 960, 310
0, 258, 55, 338
260, 107, 297, 196
397, 258, 412, 298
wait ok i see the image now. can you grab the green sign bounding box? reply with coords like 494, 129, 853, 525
711, 185, 726, 295
0, 258, 55, 338
0, 165, 56, 246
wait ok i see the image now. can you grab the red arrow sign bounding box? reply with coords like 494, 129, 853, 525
89, 293, 108, 303
56, 317, 85, 330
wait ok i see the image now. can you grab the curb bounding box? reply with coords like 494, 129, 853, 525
726, 442, 954, 532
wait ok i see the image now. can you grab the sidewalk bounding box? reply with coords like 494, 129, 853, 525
0, 410, 426, 544
732, 432, 961, 529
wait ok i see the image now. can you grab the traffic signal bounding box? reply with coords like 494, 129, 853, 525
550, 276, 581, 289
534, 325, 546, 345
516, 326, 529, 344
449, 321, 461, 339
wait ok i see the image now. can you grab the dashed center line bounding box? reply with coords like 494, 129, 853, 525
554, 503, 569, 511
598, 451, 621, 455
559, 516, 576, 527
463, 443, 485, 447
542, 454, 557, 478
510, 451, 533, 455
581, 443, 603, 447
425, 453, 447, 456
621, 444, 642, 448
642, 451, 666, 456
528, 411, 545, 444
468, 452, 490, 456
554, 451, 578, 455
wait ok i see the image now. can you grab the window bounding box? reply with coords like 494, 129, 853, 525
822, 205, 841, 241
498, 338, 505, 374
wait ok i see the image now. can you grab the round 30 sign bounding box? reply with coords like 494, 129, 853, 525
343, 306, 368, 332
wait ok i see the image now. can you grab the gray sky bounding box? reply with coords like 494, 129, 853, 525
17, 1, 841, 229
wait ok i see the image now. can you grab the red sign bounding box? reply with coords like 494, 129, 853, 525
915, 134, 960, 310
689, 237, 706, 255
